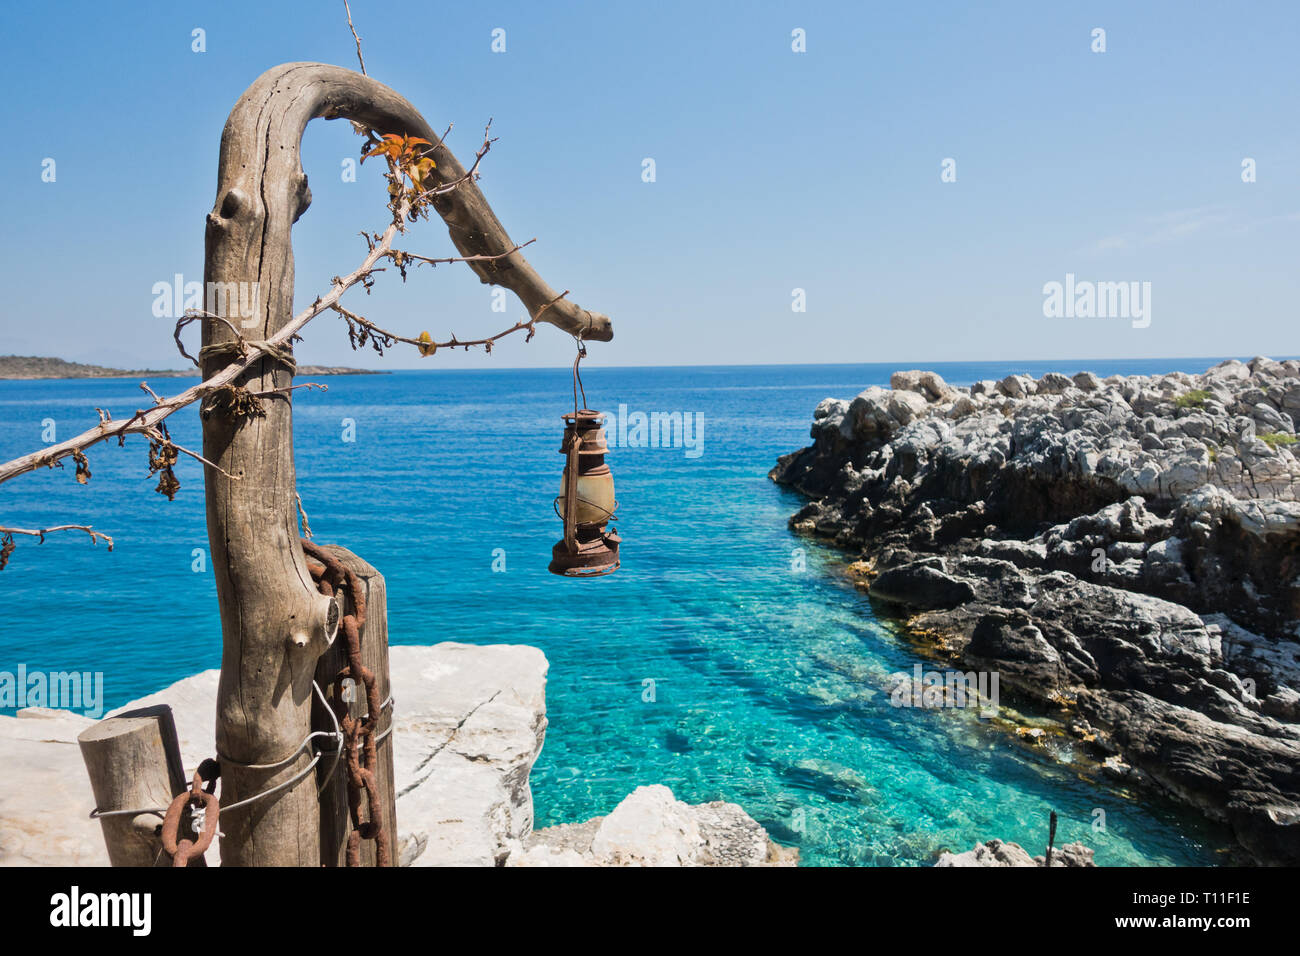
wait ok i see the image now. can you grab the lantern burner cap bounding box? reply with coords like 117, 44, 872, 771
548, 529, 621, 577
558, 409, 610, 455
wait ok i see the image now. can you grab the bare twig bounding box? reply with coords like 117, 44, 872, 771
331, 290, 571, 356
343, 0, 366, 75
246, 382, 328, 399
0, 526, 114, 549
411, 119, 497, 204
392, 238, 540, 270
387, 237, 536, 273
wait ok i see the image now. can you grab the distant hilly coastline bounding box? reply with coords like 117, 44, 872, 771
0, 355, 388, 380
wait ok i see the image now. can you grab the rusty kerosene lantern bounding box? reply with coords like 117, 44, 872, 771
549, 342, 620, 576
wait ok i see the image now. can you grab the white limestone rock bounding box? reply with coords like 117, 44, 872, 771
0, 643, 548, 869
0, 708, 102, 866
590, 784, 705, 866
392, 642, 548, 867
511, 785, 797, 867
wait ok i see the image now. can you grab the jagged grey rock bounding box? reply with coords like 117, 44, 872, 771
773, 359, 1300, 864
935, 838, 1096, 867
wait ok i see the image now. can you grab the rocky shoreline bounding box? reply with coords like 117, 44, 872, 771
0, 643, 792, 867
771, 357, 1300, 865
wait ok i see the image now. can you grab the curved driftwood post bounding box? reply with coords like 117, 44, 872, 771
203, 62, 612, 865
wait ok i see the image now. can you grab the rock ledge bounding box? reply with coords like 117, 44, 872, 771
0, 643, 790, 867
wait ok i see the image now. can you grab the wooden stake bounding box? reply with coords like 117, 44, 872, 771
311, 546, 396, 866
78, 706, 201, 867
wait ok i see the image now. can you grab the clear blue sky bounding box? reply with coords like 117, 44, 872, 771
1, 1, 1296, 369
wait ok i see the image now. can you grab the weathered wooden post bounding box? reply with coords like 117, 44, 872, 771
78, 705, 197, 866
201, 62, 611, 865
309, 546, 396, 866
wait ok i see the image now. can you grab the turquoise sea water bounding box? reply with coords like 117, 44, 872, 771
0, 360, 1244, 865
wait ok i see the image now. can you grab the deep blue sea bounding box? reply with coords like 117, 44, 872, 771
0, 359, 1246, 866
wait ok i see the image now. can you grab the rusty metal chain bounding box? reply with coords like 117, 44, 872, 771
301, 538, 391, 867
159, 764, 219, 867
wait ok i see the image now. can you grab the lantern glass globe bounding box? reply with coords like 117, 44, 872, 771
558, 468, 615, 525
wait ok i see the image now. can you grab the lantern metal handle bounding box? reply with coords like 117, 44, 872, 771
562, 429, 580, 554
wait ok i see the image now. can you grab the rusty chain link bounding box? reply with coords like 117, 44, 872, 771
159, 766, 219, 867
301, 538, 391, 867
